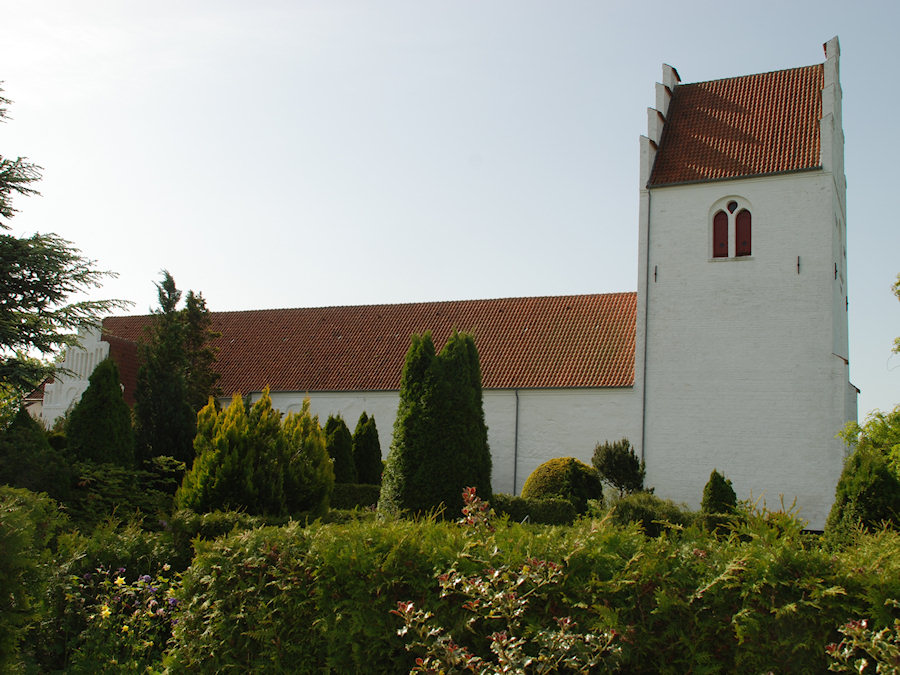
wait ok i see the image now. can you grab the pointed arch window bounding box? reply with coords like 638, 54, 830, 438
710, 199, 752, 259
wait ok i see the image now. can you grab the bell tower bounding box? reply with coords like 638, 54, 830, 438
633, 37, 855, 529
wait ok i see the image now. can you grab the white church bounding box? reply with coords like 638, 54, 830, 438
39, 38, 855, 530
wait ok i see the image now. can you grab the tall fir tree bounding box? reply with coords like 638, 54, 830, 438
0, 407, 72, 500
379, 330, 491, 516
325, 414, 357, 484
134, 272, 219, 465
352, 412, 382, 485
67, 358, 135, 466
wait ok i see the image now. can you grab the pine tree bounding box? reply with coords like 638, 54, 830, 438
66, 358, 135, 466
182, 290, 221, 412
592, 438, 646, 497
352, 412, 382, 485
380, 331, 492, 516
325, 414, 357, 484
0, 407, 72, 500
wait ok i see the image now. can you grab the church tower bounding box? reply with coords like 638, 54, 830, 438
634, 37, 855, 529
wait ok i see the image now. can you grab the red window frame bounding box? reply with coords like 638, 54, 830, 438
735, 209, 751, 256
713, 210, 728, 258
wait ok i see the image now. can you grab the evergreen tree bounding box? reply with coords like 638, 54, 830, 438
67, 358, 135, 466
353, 412, 382, 485
701, 469, 737, 514
592, 438, 646, 498
134, 272, 219, 465
825, 446, 900, 541
325, 414, 357, 484
0, 407, 72, 500
176, 389, 332, 516
380, 331, 492, 516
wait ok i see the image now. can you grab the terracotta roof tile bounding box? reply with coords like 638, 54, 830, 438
101, 293, 636, 395
649, 64, 823, 186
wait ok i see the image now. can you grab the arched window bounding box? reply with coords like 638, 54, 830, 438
713, 211, 728, 258
735, 209, 751, 256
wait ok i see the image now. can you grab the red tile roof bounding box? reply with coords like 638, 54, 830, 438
649, 64, 823, 186
101, 293, 636, 395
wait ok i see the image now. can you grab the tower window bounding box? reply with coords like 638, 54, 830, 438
735, 209, 751, 256
713, 211, 728, 258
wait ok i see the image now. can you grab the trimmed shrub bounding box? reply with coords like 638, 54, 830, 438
0, 407, 72, 501
380, 331, 492, 516
608, 491, 695, 538
325, 414, 357, 484
592, 437, 646, 497
66, 358, 135, 467
701, 468, 737, 514
330, 483, 381, 510
352, 412, 382, 485
826, 446, 900, 545
520, 457, 602, 514
491, 493, 577, 525
176, 391, 333, 517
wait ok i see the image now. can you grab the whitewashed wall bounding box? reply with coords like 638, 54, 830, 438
41, 327, 109, 426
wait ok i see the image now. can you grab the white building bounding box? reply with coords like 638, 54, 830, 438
41, 38, 854, 529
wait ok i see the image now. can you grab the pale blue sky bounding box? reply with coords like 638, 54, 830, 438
0, 1, 897, 416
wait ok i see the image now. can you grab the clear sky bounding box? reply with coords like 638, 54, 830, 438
1, 1, 897, 417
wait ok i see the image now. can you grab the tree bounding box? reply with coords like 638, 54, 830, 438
592, 438, 646, 498
352, 412, 382, 485
325, 414, 357, 484
0, 407, 72, 500
175, 389, 333, 516
66, 358, 135, 467
0, 86, 126, 393
134, 271, 219, 465
825, 446, 900, 543
380, 330, 492, 516
701, 469, 737, 514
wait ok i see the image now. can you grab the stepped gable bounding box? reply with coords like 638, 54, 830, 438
649, 64, 823, 186
102, 292, 636, 395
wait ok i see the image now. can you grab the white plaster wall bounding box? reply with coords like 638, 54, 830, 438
257, 387, 640, 496
41, 327, 110, 427
640, 171, 853, 529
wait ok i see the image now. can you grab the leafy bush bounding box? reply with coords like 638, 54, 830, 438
0, 406, 73, 501
491, 493, 577, 525
330, 483, 381, 510
176, 390, 334, 516
520, 457, 602, 514
352, 412, 382, 485
325, 414, 357, 484
608, 491, 695, 538
592, 438, 646, 497
66, 358, 135, 467
166, 508, 271, 570
826, 447, 900, 546
0, 486, 66, 672
380, 331, 491, 516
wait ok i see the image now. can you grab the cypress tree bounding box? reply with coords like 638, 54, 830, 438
380, 331, 491, 516
281, 399, 333, 515
325, 414, 357, 484
701, 469, 737, 514
182, 290, 221, 412
353, 412, 383, 485
66, 358, 135, 467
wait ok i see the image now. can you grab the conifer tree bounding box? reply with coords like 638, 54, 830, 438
592, 438, 646, 498
66, 358, 135, 467
0, 407, 72, 500
182, 290, 221, 412
176, 389, 332, 516
380, 331, 491, 516
325, 414, 357, 484
701, 469, 737, 514
353, 412, 382, 485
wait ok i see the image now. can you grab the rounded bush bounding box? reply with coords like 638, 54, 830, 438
610, 491, 694, 538
520, 457, 602, 514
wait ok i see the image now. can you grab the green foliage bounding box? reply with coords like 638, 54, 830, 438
608, 491, 695, 538
592, 437, 646, 497
491, 492, 577, 525
380, 331, 492, 516
701, 468, 737, 514
0, 486, 66, 672
325, 414, 357, 483
826, 446, 900, 545
135, 271, 219, 465
66, 358, 135, 467
0, 406, 72, 501
0, 85, 127, 391
841, 405, 900, 477
330, 483, 381, 510
521, 457, 603, 514
176, 390, 333, 516
352, 411, 382, 485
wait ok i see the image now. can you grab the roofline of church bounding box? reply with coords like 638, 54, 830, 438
647, 165, 824, 190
